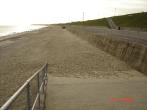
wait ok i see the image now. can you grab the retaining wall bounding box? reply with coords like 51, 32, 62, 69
66, 25, 147, 75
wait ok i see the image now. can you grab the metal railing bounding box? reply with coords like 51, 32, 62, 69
0, 63, 48, 110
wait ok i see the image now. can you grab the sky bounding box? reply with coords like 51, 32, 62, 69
0, 0, 147, 25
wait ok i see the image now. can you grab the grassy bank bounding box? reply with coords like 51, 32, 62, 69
113, 12, 147, 28
68, 18, 108, 27
67, 12, 147, 28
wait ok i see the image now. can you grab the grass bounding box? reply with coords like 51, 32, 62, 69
68, 18, 109, 27
112, 12, 147, 28
67, 12, 147, 28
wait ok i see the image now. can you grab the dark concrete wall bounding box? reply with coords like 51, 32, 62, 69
66, 25, 147, 75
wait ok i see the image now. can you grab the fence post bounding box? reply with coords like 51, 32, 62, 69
42, 68, 45, 94
45, 64, 48, 85
43, 64, 48, 110
26, 83, 31, 110
37, 73, 41, 110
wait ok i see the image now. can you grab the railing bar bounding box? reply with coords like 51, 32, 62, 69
31, 80, 45, 110
42, 68, 45, 93
0, 81, 29, 110
43, 91, 46, 110
43, 72, 47, 110
31, 94, 39, 110
39, 81, 45, 92
32, 82, 45, 110
29, 77, 46, 110
28, 64, 46, 82
26, 83, 31, 110
0, 63, 48, 110
37, 74, 41, 110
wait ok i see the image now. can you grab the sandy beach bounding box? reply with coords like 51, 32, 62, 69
0, 25, 146, 106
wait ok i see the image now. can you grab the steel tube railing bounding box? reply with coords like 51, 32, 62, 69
0, 82, 28, 110
31, 94, 39, 110
26, 83, 31, 110
31, 76, 46, 110
0, 63, 48, 110
37, 74, 41, 110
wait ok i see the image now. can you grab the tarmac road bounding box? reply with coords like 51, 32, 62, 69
75, 26, 147, 45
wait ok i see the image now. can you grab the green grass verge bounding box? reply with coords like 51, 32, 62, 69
68, 18, 109, 27
112, 12, 147, 28
66, 12, 147, 28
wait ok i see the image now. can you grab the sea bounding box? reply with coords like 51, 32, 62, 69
0, 25, 46, 37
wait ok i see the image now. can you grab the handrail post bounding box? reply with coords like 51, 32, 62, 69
42, 68, 45, 93
45, 64, 48, 86
37, 74, 41, 110
26, 83, 31, 110
42, 64, 48, 110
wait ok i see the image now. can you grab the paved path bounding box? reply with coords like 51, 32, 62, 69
46, 76, 147, 110
106, 18, 118, 29
70, 25, 147, 45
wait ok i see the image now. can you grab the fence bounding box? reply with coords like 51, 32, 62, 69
0, 63, 48, 110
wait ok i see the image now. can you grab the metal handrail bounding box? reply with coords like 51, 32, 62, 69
0, 63, 48, 110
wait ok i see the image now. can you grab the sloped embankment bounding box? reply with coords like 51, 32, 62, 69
66, 25, 147, 75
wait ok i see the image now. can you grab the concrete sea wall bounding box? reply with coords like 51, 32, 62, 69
66, 25, 147, 75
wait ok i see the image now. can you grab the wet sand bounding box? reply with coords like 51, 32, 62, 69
0, 25, 146, 106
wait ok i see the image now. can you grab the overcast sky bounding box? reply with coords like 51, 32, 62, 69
0, 0, 147, 25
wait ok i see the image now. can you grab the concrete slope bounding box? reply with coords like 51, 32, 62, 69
46, 76, 147, 110
106, 18, 118, 29
66, 25, 147, 74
